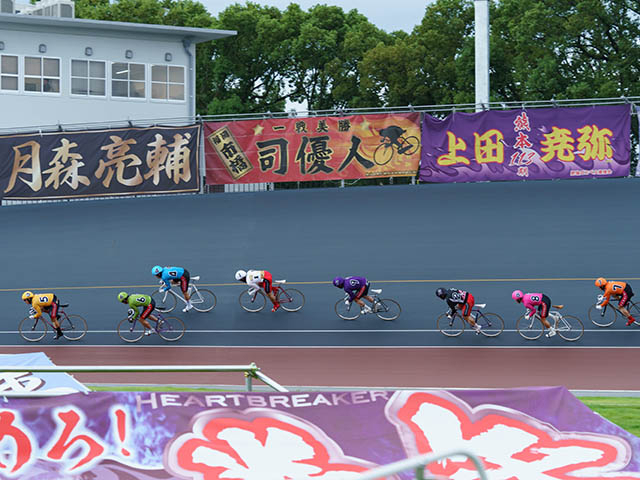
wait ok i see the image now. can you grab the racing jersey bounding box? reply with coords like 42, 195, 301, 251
160, 267, 185, 291
343, 276, 367, 301
30, 293, 55, 318
127, 294, 152, 320
444, 288, 469, 316
245, 270, 267, 290
522, 293, 544, 317
600, 281, 627, 307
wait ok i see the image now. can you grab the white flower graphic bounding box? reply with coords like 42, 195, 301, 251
386, 391, 640, 480
165, 408, 384, 480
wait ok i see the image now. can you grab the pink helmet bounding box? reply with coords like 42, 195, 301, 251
512, 290, 524, 302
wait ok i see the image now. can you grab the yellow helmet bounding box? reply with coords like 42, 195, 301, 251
595, 277, 607, 288
22, 291, 34, 302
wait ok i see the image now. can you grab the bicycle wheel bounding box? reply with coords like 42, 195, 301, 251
557, 315, 584, 342
516, 315, 543, 340
157, 317, 185, 342
61, 314, 87, 341
18, 317, 47, 342
400, 136, 420, 155
437, 313, 464, 337
373, 143, 394, 166
335, 299, 361, 320
477, 312, 504, 337
626, 302, 640, 326
117, 318, 145, 343
278, 288, 305, 312
239, 290, 266, 312
375, 298, 401, 321
190, 288, 217, 313
151, 290, 176, 313
587, 304, 616, 327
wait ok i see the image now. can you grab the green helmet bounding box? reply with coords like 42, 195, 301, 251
117, 292, 128, 302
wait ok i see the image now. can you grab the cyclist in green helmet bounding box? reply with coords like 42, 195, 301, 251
118, 292, 158, 335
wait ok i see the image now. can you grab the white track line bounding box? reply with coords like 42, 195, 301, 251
1, 328, 638, 334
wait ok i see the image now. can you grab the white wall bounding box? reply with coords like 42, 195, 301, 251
0, 23, 194, 130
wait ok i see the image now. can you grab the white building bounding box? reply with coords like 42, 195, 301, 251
0, 9, 235, 130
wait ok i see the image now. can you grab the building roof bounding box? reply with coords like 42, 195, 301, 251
0, 12, 236, 43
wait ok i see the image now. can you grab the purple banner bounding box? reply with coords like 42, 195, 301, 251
419, 105, 631, 182
0, 387, 637, 479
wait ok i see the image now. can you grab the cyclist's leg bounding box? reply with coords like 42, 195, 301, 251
539, 296, 552, 329
45, 298, 63, 338
139, 302, 154, 331
357, 284, 373, 312
181, 269, 191, 302
262, 273, 278, 306
619, 285, 635, 324
461, 294, 477, 327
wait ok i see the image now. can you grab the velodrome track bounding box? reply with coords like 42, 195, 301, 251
0, 178, 638, 389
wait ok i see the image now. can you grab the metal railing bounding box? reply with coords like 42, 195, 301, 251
0, 363, 289, 395
0, 95, 638, 135
352, 450, 489, 480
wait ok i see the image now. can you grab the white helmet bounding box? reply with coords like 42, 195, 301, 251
235, 269, 247, 281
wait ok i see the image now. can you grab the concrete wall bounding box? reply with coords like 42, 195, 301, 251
0, 22, 194, 129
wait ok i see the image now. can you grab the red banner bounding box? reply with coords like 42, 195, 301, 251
204, 113, 421, 184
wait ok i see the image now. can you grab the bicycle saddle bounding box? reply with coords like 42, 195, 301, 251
60, 303, 70, 308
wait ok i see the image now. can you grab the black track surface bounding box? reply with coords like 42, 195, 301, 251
1, 178, 638, 347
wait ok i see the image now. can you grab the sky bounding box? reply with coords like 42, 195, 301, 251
202, 0, 435, 33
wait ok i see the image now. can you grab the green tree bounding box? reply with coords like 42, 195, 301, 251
287, 5, 390, 110
205, 2, 298, 114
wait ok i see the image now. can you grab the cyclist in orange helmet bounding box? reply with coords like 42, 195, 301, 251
595, 277, 636, 326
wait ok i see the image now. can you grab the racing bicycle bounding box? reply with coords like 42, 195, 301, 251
151, 275, 216, 313
19, 304, 88, 342
436, 303, 504, 337
334, 289, 401, 321
587, 294, 640, 327
516, 306, 584, 342
117, 311, 185, 343
239, 280, 305, 313
373, 134, 420, 166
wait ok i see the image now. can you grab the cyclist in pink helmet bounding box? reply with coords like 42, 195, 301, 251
512, 289, 558, 337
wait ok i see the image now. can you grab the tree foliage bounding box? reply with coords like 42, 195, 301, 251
74, 0, 640, 114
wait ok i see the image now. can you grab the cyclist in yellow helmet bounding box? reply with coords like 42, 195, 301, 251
22, 291, 64, 339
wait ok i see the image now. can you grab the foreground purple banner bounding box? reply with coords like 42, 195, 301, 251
0, 387, 637, 479
419, 105, 631, 182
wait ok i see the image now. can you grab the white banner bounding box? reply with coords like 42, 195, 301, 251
0, 352, 88, 395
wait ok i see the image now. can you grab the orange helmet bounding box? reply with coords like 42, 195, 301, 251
595, 277, 607, 288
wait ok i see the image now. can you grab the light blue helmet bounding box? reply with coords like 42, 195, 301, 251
151, 265, 163, 276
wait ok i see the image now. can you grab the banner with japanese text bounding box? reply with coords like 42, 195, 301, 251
0, 353, 88, 396
0, 125, 200, 200
204, 113, 421, 184
419, 105, 630, 182
0, 387, 638, 479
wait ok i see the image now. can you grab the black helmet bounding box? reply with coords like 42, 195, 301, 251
435, 288, 447, 299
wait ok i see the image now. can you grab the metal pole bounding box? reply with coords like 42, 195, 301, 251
474, 0, 490, 112
352, 450, 489, 480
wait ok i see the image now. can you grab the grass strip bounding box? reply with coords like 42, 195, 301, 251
580, 397, 640, 437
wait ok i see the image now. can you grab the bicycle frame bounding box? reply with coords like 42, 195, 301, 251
526, 311, 565, 329
598, 296, 637, 315
127, 311, 164, 333
158, 280, 201, 306
32, 307, 69, 330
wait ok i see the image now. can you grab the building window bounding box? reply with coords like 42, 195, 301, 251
151, 65, 184, 101
0, 54, 18, 91
112, 62, 145, 98
71, 59, 106, 96
24, 56, 60, 93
